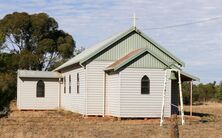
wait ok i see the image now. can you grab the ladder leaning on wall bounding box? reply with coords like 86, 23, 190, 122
160, 69, 185, 126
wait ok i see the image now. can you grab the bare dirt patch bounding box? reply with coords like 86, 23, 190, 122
0, 101, 221, 137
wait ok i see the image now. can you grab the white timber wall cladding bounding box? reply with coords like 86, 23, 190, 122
119, 68, 171, 117
86, 61, 113, 115
106, 73, 120, 116
17, 78, 59, 110
61, 67, 86, 114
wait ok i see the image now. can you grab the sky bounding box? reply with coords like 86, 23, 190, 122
0, 0, 222, 83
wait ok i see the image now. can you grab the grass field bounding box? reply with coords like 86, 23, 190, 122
0, 102, 221, 138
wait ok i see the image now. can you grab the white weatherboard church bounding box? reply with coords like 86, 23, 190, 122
17, 26, 199, 119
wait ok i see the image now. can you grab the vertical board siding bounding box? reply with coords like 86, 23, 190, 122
129, 53, 167, 69
119, 68, 171, 117
86, 61, 113, 115
61, 67, 86, 114
106, 73, 120, 116
17, 78, 59, 110
96, 33, 178, 66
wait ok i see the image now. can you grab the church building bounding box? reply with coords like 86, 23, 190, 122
17, 26, 199, 118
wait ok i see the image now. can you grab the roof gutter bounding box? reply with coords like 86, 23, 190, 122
79, 62, 85, 68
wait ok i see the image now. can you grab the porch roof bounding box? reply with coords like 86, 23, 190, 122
180, 71, 200, 81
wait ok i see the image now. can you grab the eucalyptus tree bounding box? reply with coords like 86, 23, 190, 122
0, 12, 75, 70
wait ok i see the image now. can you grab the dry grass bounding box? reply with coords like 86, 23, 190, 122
0, 101, 222, 138
181, 102, 222, 138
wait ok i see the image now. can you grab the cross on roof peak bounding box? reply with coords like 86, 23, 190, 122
132, 13, 138, 27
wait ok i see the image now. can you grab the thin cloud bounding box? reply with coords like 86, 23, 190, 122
0, 0, 221, 83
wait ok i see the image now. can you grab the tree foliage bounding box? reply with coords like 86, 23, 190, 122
182, 81, 222, 105
216, 81, 222, 100
0, 53, 17, 109
0, 12, 75, 70
0, 12, 78, 109
0, 53, 18, 73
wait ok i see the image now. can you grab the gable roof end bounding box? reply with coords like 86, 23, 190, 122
105, 48, 171, 71
54, 26, 185, 71
136, 28, 185, 67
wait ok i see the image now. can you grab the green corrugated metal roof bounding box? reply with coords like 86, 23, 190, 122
181, 71, 200, 81
53, 29, 125, 71
54, 26, 185, 71
137, 29, 185, 67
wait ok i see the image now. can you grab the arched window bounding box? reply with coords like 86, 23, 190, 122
37, 80, 45, 97
141, 75, 150, 94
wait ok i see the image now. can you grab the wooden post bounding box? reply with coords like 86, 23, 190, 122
170, 114, 179, 138
190, 81, 193, 116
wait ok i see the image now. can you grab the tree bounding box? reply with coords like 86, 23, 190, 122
0, 53, 17, 109
0, 12, 75, 71
182, 82, 190, 105
48, 46, 85, 71
192, 84, 200, 102
216, 81, 222, 101
182, 81, 220, 104
0, 72, 16, 108
74, 46, 85, 55
0, 12, 76, 109
0, 53, 18, 73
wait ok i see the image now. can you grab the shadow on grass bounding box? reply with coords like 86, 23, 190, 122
184, 111, 210, 117
184, 111, 215, 123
